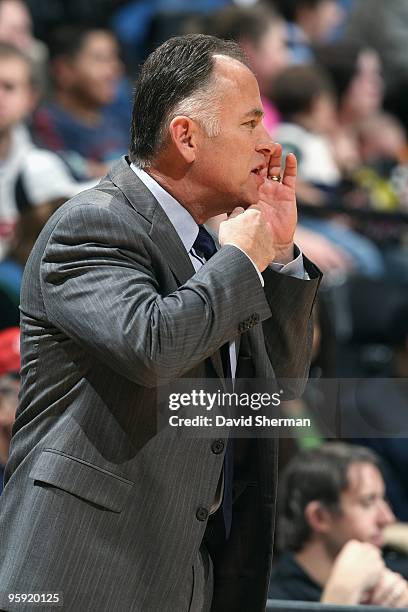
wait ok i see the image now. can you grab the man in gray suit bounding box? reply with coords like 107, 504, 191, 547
0, 34, 321, 611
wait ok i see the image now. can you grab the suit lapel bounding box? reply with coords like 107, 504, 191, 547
108, 157, 195, 285
108, 157, 226, 382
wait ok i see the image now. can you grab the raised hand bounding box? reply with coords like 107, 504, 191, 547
256, 144, 298, 264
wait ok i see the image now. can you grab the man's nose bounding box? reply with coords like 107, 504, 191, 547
378, 500, 395, 526
255, 124, 275, 157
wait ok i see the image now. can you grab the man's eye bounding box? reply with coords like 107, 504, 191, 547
245, 120, 257, 128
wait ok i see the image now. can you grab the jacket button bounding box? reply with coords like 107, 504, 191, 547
211, 440, 225, 454
196, 507, 209, 522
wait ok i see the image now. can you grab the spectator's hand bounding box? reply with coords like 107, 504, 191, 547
369, 569, 408, 608
295, 225, 354, 276
256, 147, 297, 264
321, 540, 384, 605
219, 206, 275, 272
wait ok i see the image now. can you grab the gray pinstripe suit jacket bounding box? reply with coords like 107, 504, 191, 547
0, 157, 321, 612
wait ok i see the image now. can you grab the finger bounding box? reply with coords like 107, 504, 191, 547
268, 142, 282, 179
371, 574, 399, 605
228, 206, 245, 219
282, 152, 297, 190
394, 588, 408, 608
382, 578, 407, 607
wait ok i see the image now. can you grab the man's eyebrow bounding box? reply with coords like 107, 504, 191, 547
242, 108, 264, 119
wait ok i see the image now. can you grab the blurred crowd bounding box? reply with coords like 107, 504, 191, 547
1, 0, 408, 607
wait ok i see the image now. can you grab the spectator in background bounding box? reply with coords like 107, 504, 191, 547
209, 4, 289, 134
269, 443, 408, 608
0, 43, 92, 260
0, 0, 47, 94
313, 42, 383, 178
0, 327, 19, 495
273, 64, 340, 190
272, 0, 344, 64
316, 42, 383, 132
272, 63, 385, 279
0, 41, 95, 324
353, 112, 408, 213
345, 0, 408, 91
32, 25, 128, 180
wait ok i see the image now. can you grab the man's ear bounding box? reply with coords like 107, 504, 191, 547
305, 501, 334, 535
169, 116, 198, 164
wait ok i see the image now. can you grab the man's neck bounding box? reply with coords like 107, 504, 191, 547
0, 129, 12, 161
295, 541, 335, 588
147, 166, 212, 225
55, 91, 101, 125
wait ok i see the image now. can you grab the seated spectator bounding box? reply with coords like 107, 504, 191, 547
0, 327, 19, 495
316, 42, 384, 123
272, 63, 385, 279
353, 112, 408, 212
0, 0, 48, 94
0, 42, 93, 261
315, 42, 384, 175
32, 24, 128, 180
269, 443, 408, 607
273, 0, 344, 64
345, 0, 408, 91
208, 4, 289, 134
273, 64, 341, 190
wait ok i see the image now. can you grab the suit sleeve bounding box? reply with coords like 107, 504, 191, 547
40, 204, 273, 387
261, 256, 322, 398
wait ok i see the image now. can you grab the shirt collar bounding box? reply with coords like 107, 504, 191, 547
131, 164, 198, 253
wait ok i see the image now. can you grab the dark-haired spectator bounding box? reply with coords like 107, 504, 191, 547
209, 4, 289, 134
273, 0, 344, 64
316, 42, 383, 133
346, 0, 408, 91
272, 63, 385, 279
269, 443, 408, 607
32, 24, 128, 180
0, 327, 19, 495
273, 64, 340, 188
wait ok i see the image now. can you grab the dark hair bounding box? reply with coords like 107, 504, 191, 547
314, 41, 365, 101
209, 4, 280, 47
278, 443, 381, 552
274, 0, 333, 23
48, 24, 113, 62
129, 33, 246, 167
271, 64, 335, 120
0, 41, 35, 87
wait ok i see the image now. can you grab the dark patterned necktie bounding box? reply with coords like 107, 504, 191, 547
192, 225, 217, 260
192, 225, 234, 538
